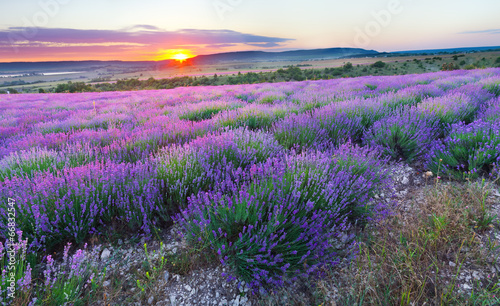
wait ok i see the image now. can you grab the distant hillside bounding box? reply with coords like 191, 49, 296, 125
0, 61, 160, 74
0, 48, 379, 74
393, 46, 500, 55
190, 48, 379, 64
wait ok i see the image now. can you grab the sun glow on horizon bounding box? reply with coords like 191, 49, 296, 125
156, 49, 195, 62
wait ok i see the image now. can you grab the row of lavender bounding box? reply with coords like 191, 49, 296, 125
0, 69, 500, 299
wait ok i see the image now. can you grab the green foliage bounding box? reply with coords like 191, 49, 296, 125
427, 121, 500, 181
0, 238, 34, 303
343, 62, 353, 70
156, 147, 207, 208
441, 63, 458, 71
363, 112, 439, 163
483, 82, 500, 97
55, 81, 92, 93
258, 95, 283, 105
371, 61, 386, 69
218, 110, 276, 131
179, 105, 228, 122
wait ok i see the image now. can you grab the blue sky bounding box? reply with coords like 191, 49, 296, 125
1, 0, 499, 61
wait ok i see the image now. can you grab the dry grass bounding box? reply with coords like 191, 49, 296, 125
314, 180, 500, 306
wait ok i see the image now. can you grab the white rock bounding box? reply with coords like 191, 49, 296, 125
462, 283, 472, 290
184, 284, 192, 292
103, 281, 110, 287
241, 296, 248, 305
101, 248, 111, 261
449, 261, 456, 267
401, 177, 409, 185
148, 296, 154, 304
163, 271, 170, 282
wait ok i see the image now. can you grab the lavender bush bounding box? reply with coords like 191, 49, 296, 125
157, 129, 283, 208
426, 119, 500, 180
273, 114, 328, 151
1, 236, 94, 305
418, 93, 480, 135
479, 97, 500, 122
362, 108, 440, 163
0, 161, 166, 251
176, 145, 389, 289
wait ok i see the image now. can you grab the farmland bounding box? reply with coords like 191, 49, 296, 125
2, 50, 500, 94
1, 68, 500, 305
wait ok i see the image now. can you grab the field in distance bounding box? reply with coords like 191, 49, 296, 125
1, 48, 500, 93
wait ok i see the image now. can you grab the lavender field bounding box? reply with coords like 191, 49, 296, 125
1, 68, 500, 304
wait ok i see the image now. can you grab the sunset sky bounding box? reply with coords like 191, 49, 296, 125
1, 0, 500, 62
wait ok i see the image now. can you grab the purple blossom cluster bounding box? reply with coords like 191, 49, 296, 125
362, 108, 440, 162
175, 144, 389, 289
156, 128, 283, 208
479, 97, 500, 122
273, 109, 364, 151
426, 119, 500, 180
417, 93, 480, 133
0, 160, 166, 250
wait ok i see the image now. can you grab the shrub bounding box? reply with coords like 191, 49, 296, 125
0, 234, 33, 303
378, 91, 422, 111
315, 109, 365, 145
256, 94, 285, 105
273, 114, 327, 151
176, 147, 389, 290
0, 161, 166, 251
371, 61, 386, 69
482, 80, 500, 97
333, 98, 392, 130
343, 62, 353, 71
363, 108, 440, 163
179, 105, 227, 121
426, 120, 500, 180
1, 238, 95, 305
39, 243, 94, 305
0, 147, 61, 181
418, 93, 480, 136
157, 129, 283, 208
441, 63, 458, 71
479, 97, 500, 122
177, 179, 339, 290
214, 108, 277, 131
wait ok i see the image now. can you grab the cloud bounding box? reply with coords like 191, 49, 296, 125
0, 26, 294, 61
0, 26, 293, 48
246, 42, 282, 48
125, 25, 162, 31
460, 29, 500, 34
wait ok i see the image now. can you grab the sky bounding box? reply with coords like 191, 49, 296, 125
0, 0, 500, 62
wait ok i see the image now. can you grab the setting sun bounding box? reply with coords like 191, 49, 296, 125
156, 49, 195, 62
